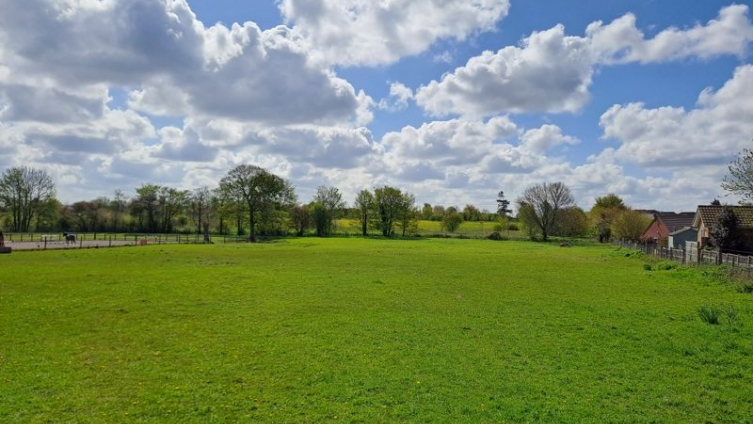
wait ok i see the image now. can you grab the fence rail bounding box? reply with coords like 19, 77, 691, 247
615, 239, 753, 279
0, 232, 221, 251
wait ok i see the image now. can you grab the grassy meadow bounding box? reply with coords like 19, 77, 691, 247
2, 238, 753, 422
336, 219, 522, 239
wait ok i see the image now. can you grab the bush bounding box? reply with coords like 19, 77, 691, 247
735, 281, 753, 294
487, 231, 506, 241
654, 261, 678, 271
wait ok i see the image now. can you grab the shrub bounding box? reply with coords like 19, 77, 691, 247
736, 281, 753, 294
643, 263, 652, 271
654, 261, 678, 271
487, 231, 505, 241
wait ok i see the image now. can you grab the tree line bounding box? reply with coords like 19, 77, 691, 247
0, 164, 498, 239
2, 148, 750, 240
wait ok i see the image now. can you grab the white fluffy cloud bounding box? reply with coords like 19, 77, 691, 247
520, 125, 579, 155
0, 0, 361, 125
278, 0, 510, 66
588, 5, 753, 65
377, 117, 580, 204
600, 64, 753, 168
416, 25, 593, 116
0, 0, 749, 213
415, 5, 753, 117
382, 117, 519, 167
378, 83, 415, 112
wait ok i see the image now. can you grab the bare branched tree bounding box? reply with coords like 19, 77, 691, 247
722, 148, 753, 204
516, 182, 575, 241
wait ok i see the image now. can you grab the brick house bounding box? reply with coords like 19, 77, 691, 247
639, 212, 696, 247
692, 205, 753, 250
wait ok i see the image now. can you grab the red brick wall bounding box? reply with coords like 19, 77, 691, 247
640, 219, 668, 245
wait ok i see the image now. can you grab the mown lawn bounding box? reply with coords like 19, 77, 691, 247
1, 238, 752, 423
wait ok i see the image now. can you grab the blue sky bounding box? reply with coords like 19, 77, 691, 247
1, 0, 752, 213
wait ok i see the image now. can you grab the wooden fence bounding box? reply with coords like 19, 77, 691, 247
615, 239, 753, 278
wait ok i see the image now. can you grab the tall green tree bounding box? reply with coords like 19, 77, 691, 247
158, 187, 189, 233
496, 191, 512, 217
421, 203, 433, 220
310, 202, 329, 237
589, 193, 627, 242
553, 206, 589, 238
711, 206, 744, 253
442, 206, 463, 233
374, 186, 403, 237
33, 197, 61, 232
188, 187, 213, 235
517, 201, 541, 240
312, 186, 344, 237
516, 182, 575, 242
289, 204, 312, 236
67, 200, 107, 232
462, 204, 481, 222
133, 184, 161, 233
721, 148, 753, 204
0, 167, 56, 232
611, 209, 651, 242
354, 189, 374, 236
109, 189, 128, 232
211, 188, 232, 235
219, 165, 296, 242
395, 192, 417, 236
431, 205, 445, 221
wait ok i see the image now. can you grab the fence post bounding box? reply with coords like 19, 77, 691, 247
109, 236, 112, 247
44, 239, 47, 250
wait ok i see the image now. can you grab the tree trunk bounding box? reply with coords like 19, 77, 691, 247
248, 209, 257, 242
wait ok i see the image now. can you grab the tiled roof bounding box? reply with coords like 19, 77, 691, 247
656, 212, 696, 233
694, 206, 753, 229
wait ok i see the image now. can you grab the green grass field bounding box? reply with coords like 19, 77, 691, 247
336, 219, 522, 239
2, 238, 752, 422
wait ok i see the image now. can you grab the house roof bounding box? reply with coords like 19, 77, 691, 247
639, 211, 696, 241
668, 226, 697, 236
656, 212, 696, 233
634, 209, 659, 218
693, 205, 753, 229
